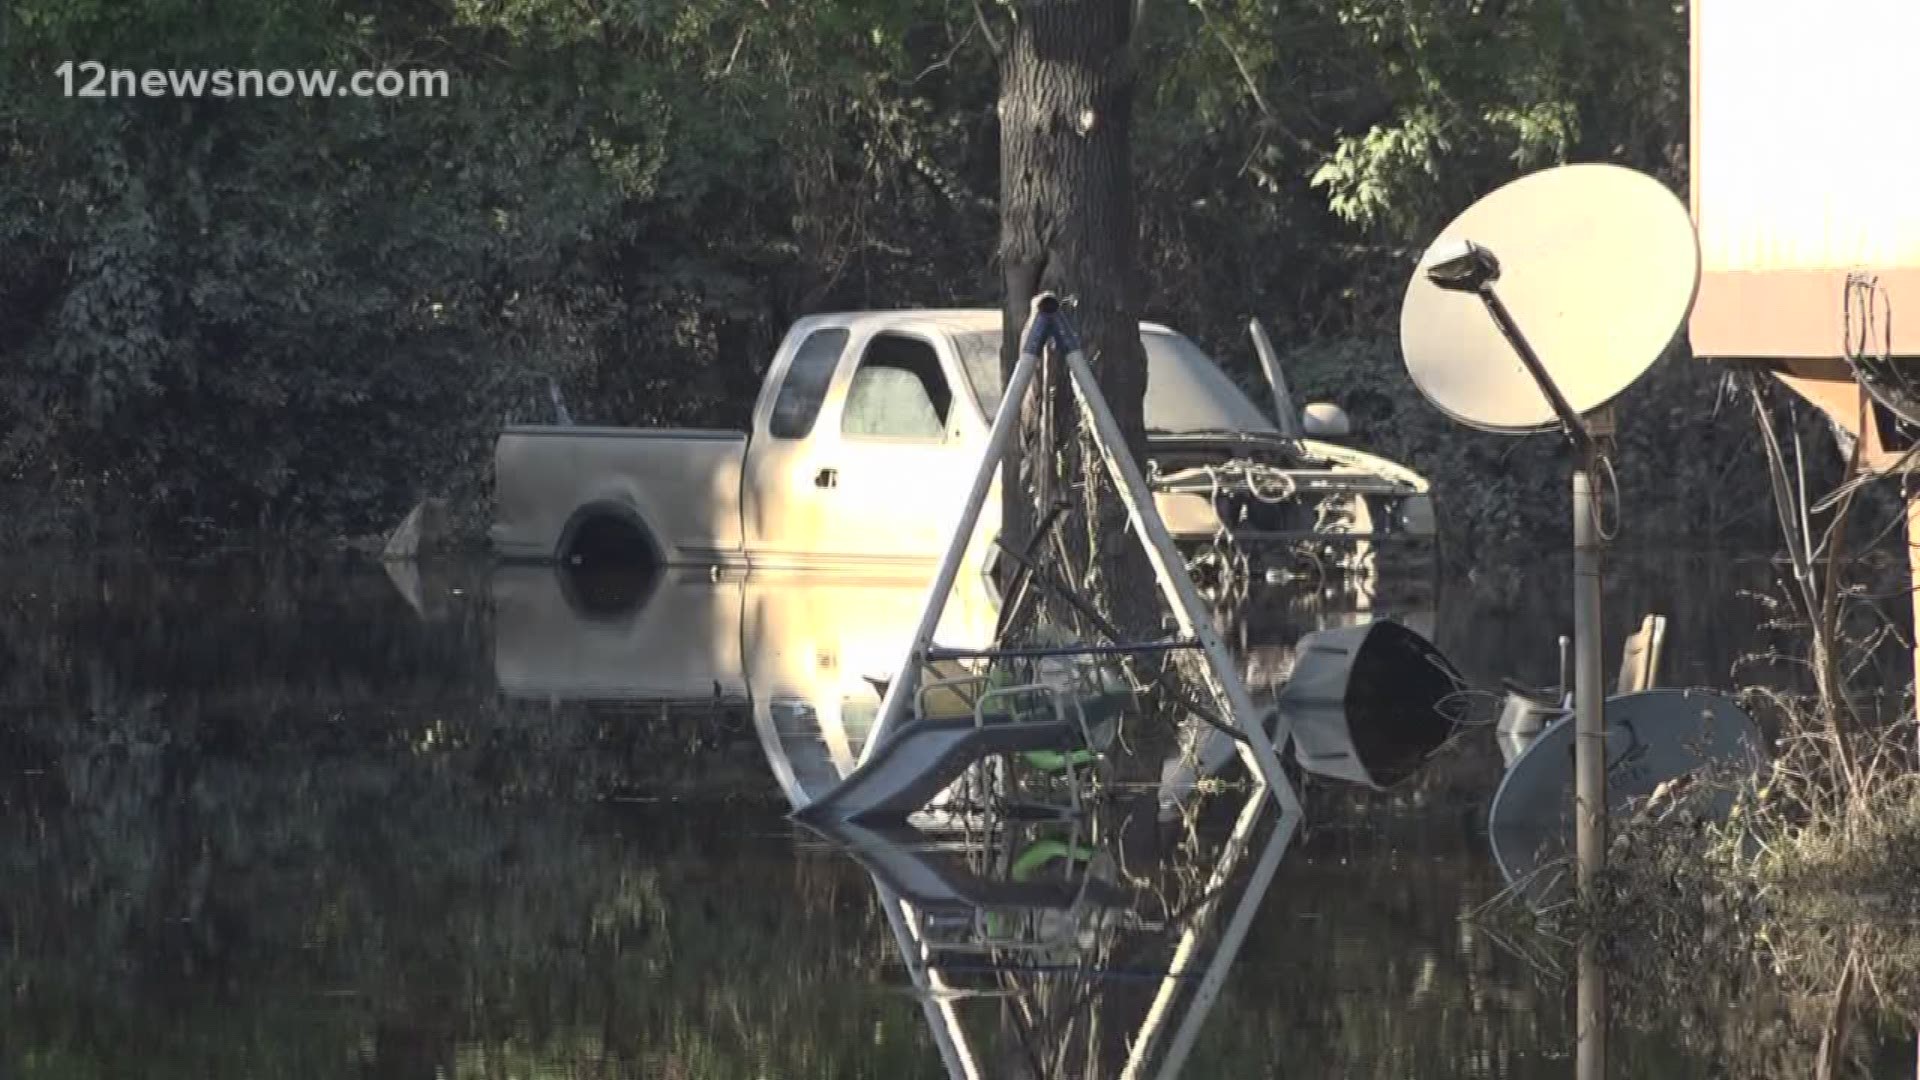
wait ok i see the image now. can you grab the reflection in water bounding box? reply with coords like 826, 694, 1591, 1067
493, 563, 1003, 805
491, 557, 1479, 1078
496, 560, 1313, 1077
6, 553, 1911, 1076
804, 791, 1295, 1079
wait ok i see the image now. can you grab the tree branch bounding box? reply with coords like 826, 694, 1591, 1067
972, 0, 1004, 59
915, 17, 977, 82
1192, 0, 1270, 117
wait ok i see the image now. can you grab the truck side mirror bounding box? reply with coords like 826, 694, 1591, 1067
1301, 402, 1352, 438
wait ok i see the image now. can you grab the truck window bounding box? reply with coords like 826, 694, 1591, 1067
842, 333, 952, 440
953, 331, 1006, 417
952, 328, 1277, 435
768, 328, 850, 439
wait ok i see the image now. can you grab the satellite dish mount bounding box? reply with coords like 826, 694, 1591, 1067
1400, 163, 1702, 1080
1419, 239, 1598, 458
1416, 230, 1612, 914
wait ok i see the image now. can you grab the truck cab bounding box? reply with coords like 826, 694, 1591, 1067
741, 312, 1003, 573
490, 309, 1432, 574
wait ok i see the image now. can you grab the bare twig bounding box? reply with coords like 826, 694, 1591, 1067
721, 25, 750, 76
1745, 371, 1863, 796
1814, 947, 1860, 1080
971, 0, 1004, 58
914, 17, 977, 82
1192, 0, 1272, 118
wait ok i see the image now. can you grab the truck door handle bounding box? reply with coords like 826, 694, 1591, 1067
814, 467, 838, 489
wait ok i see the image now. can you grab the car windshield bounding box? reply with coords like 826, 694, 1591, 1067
951, 328, 1278, 435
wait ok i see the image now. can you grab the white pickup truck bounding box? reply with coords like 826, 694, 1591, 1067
491, 309, 1432, 573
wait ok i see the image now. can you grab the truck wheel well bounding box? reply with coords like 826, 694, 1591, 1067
556, 503, 660, 619
558, 502, 660, 570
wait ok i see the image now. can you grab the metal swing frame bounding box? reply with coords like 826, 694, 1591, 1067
849, 294, 1300, 822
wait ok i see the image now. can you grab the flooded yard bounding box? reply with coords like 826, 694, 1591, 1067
0, 552, 1906, 1077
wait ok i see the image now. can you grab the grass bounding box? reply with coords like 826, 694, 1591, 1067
1455, 707, 1920, 1075
1584, 618, 1920, 1080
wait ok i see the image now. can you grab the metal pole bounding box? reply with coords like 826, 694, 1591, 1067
861, 317, 1046, 763
1577, 931, 1606, 1080
1906, 475, 1920, 735
1151, 800, 1299, 1080
873, 883, 984, 1080
1120, 787, 1272, 1079
1574, 453, 1607, 1080
1065, 349, 1301, 818
1558, 634, 1573, 699
1434, 247, 1611, 1077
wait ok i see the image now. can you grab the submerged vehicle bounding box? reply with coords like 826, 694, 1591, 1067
491, 311, 1432, 576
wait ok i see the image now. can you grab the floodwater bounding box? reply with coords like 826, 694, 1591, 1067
0, 551, 1908, 1077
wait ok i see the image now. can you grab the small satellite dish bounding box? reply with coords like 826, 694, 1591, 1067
1157, 619, 1461, 808
1487, 688, 1766, 897
1399, 163, 1702, 433
1278, 620, 1461, 790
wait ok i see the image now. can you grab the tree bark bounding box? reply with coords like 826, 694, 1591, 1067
996, 0, 1154, 642
995, 11, 1163, 1075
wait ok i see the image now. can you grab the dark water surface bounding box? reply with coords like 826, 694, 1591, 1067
0, 552, 1883, 1077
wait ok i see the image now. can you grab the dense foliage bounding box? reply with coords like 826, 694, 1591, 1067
0, 0, 1763, 551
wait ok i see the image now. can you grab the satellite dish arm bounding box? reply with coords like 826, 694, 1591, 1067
1421, 241, 1594, 455
1475, 288, 1596, 457
1247, 318, 1302, 437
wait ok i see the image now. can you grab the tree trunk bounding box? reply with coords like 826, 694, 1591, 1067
995, 11, 1163, 1075
996, 0, 1155, 642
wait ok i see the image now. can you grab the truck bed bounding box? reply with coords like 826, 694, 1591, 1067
490, 425, 747, 565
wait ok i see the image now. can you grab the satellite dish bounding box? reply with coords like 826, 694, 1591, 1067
1156, 619, 1462, 807
1399, 163, 1701, 433
1277, 620, 1461, 790
1487, 688, 1765, 897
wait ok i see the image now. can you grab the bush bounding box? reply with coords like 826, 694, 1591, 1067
1280, 335, 1791, 555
